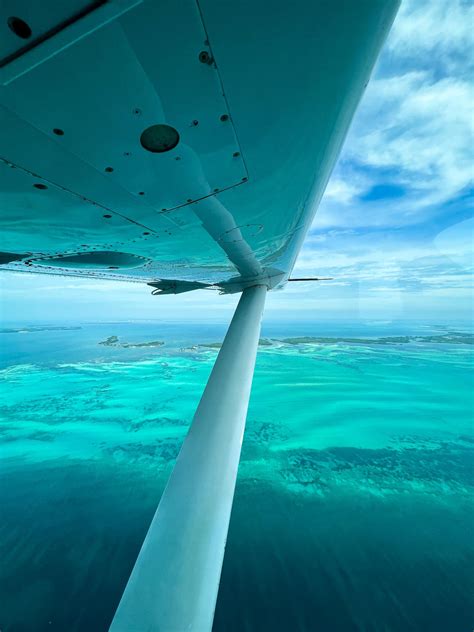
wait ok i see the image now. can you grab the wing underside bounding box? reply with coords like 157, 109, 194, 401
0, 0, 400, 292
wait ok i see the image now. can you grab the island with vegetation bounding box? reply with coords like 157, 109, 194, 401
99, 335, 164, 349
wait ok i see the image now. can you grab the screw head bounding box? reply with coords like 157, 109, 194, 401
199, 50, 213, 65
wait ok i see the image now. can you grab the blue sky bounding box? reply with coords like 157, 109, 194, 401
1, 0, 473, 324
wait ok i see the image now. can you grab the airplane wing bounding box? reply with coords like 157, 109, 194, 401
1, 0, 398, 293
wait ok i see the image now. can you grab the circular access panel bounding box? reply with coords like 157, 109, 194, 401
140, 124, 180, 153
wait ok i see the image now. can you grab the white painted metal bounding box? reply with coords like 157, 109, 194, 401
0, 0, 400, 288
110, 284, 267, 632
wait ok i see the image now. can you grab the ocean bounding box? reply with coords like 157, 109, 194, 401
0, 320, 473, 631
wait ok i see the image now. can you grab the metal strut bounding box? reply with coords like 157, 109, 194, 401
110, 284, 268, 631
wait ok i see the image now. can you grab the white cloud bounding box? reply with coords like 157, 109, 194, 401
322, 177, 368, 206
293, 217, 473, 301
312, 0, 474, 231
352, 74, 473, 203
387, 0, 474, 73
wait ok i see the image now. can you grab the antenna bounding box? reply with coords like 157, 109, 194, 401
288, 277, 333, 281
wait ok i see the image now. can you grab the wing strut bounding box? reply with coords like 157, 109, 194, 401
110, 284, 267, 631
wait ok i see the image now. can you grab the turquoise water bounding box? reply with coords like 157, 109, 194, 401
0, 321, 473, 631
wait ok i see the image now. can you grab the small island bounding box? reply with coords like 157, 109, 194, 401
200, 338, 274, 350
99, 335, 164, 349
280, 333, 473, 346
1, 325, 82, 334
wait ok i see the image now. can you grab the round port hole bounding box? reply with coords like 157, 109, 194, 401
140, 124, 179, 153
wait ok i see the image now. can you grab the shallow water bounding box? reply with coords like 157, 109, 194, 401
0, 321, 473, 631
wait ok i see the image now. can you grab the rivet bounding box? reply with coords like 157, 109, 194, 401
33, 183, 47, 190
199, 50, 213, 65
105, 166, 114, 173
233, 151, 240, 158
53, 128, 64, 136
220, 114, 229, 122
242, 177, 248, 182
103, 214, 112, 218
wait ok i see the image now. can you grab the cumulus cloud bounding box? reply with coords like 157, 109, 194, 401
387, 0, 474, 74
311, 0, 473, 231
351, 73, 473, 205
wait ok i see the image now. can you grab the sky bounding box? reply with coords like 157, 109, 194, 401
1, 0, 473, 324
